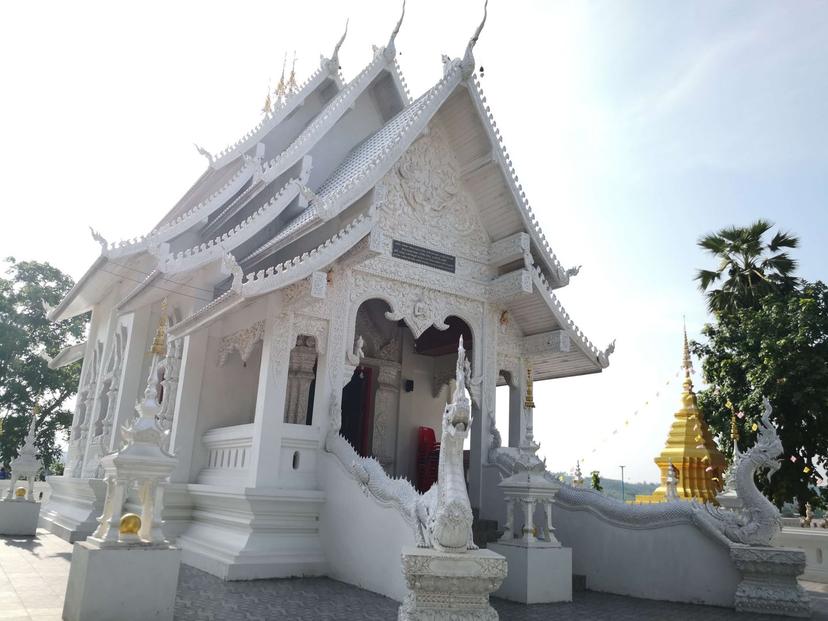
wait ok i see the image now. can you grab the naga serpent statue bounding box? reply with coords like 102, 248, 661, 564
692, 397, 783, 546
415, 337, 478, 553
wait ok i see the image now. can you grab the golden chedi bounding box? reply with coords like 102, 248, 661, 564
636, 327, 726, 504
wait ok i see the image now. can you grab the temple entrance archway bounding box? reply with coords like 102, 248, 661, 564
343, 299, 473, 485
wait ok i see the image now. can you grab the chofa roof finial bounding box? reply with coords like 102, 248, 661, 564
384, 0, 406, 60
461, 0, 488, 78
275, 52, 288, 102
330, 19, 349, 71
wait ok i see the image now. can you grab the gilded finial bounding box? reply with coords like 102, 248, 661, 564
150, 299, 168, 357
730, 412, 740, 443
262, 83, 272, 115
286, 51, 298, 94
275, 53, 287, 102
682, 317, 693, 378
524, 366, 535, 409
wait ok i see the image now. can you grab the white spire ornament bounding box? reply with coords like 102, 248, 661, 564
5, 405, 42, 502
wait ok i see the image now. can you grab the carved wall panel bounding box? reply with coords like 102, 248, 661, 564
374, 129, 490, 264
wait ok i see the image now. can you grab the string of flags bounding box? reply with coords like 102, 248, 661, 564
575, 366, 686, 470
724, 400, 824, 486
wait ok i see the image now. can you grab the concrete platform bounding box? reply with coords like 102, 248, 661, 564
0, 530, 826, 620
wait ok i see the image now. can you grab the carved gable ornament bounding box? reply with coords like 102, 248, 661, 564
376, 129, 489, 262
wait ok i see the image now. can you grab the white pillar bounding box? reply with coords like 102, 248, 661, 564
507, 370, 523, 448
168, 330, 209, 483
468, 307, 497, 511
248, 303, 293, 487
372, 363, 401, 470
284, 336, 317, 424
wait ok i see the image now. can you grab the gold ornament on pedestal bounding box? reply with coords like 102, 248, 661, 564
119, 513, 142, 535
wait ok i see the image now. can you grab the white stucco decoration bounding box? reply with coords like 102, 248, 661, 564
92, 360, 176, 546
6, 407, 42, 501
414, 337, 476, 552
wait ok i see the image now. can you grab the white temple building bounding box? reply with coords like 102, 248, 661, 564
43, 5, 771, 604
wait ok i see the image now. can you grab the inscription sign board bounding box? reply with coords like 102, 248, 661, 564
392, 240, 456, 273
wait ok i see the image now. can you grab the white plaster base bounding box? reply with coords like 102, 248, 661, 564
773, 527, 828, 584
63, 540, 181, 621
489, 541, 572, 603
731, 544, 810, 618
398, 546, 507, 620
39, 476, 106, 542
177, 484, 326, 580
0, 499, 40, 536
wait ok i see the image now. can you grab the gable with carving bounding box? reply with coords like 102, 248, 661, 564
374, 128, 490, 263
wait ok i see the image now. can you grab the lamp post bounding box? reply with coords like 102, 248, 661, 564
619, 465, 626, 502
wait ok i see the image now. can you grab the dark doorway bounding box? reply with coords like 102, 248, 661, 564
340, 367, 374, 456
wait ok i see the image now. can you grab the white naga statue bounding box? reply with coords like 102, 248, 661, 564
694, 397, 783, 546
415, 337, 477, 553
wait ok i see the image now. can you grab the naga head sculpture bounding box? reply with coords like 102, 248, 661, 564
753, 397, 783, 482
444, 337, 472, 440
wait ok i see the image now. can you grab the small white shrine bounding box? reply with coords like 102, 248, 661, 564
0, 407, 43, 536
38, 3, 811, 617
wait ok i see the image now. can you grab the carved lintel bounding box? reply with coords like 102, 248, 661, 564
217, 320, 265, 366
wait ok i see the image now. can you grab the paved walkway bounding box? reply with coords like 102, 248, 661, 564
1, 530, 826, 620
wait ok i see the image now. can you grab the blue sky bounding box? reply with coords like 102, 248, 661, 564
1, 1, 826, 481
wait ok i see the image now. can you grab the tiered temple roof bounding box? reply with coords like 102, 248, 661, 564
50, 4, 612, 380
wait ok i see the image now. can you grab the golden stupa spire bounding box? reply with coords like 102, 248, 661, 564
635, 321, 727, 505
286, 51, 298, 94
682, 318, 693, 382
524, 367, 535, 409
150, 298, 168, 357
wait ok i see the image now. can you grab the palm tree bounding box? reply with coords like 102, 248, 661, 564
696, 219, 799, 313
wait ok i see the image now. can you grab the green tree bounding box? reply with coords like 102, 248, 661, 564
695, 219, 799, 313
0, 258, 87, 472
590, 470, 603, 492
693, 282, 828, 512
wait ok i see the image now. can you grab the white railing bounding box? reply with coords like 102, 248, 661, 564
197, 423, 254, 486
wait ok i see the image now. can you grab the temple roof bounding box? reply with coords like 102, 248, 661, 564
51, 11, 611, 380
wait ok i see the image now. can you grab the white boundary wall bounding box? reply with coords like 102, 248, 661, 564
318, 452, 415, 602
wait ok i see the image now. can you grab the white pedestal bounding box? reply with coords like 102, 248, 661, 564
399, 546, 507, 620
63, 540, 181, 621
489, 541, 572, 604
0, 499, 40, 536
731, 544, 810, 618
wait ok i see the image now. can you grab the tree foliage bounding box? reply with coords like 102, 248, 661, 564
693, 275, 828, 511
695, 219, 799, 314
0, 258, 87, 472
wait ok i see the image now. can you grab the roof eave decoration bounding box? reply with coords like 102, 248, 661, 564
47, 253, 109, 322
211, 63, 337, 170
461, 0, 488, 79
170, 214, 375, 340
322, 19, 349, 76
530, 266, 613, 370
383, 1, 406, 62
41, 341, 86, 369
467, 75, 569, 288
